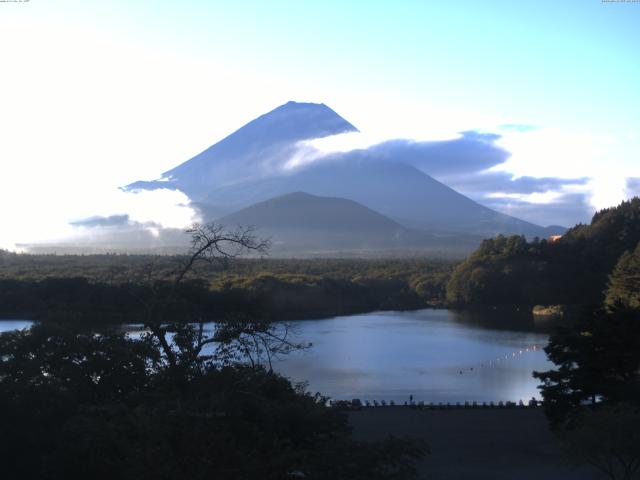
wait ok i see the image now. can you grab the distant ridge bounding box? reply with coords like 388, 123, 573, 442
206, 159, 557, 238
217, 192, 411, 252
219, 191, 406, 233
217, 192, 481, 255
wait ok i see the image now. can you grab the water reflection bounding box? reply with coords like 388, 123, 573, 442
449, 308, 538, 331
0, 310, 552, 404
275, 309, 552, 404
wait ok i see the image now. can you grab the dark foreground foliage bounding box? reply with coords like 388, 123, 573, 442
0, 323, 428, 480
533, 307, 640, 428
559, 404, 640, 480
532, 302, 640, 479
534, 285, 640, 478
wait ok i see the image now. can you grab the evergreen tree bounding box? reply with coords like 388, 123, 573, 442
605, 242, 640, 311
534, 307, 640, 428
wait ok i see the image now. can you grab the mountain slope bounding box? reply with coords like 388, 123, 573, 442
217, 192, 412, 252
125, 101, 357, 199
219, 191, 407, 233
217, 192, 480, 254
206, 158, 553, 238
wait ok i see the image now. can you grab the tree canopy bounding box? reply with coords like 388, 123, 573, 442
605, 242, 640, 311
447, 198, 640, 308
533, 307, 640, 428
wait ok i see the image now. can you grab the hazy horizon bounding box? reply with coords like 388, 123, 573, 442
1, 1, 639, 250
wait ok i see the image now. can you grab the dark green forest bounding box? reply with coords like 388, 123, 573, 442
0, 253, 454, 323
446, 197, 640, 309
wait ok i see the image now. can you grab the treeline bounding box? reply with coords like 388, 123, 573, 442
446, 197, 640, 308
0, 256, 455, 323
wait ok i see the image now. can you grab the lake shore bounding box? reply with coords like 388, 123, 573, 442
349, 407, 604, 480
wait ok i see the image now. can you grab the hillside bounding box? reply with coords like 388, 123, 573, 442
206, 157, 558, 238
446, 197, 640, 307
125, 102, 357, 199
219, 192, 407, 234
217, 192, 479, 255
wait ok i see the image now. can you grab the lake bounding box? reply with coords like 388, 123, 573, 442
0, 309, 552, 404
274, 309, 551, 404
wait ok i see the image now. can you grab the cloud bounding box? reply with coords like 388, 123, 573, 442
303, 130, 588, 196
315, 131, 511, 177
626, 178, 640, 197
70, 214, 131, 228
0, 184, 198, 251
498, 124, 538, 133
481, 193, 594, 227
58, 213, 192, 253
442, 172, 589, 195
299, 129, 589, 214
288, 128, 594, 228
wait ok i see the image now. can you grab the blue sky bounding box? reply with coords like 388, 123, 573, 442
1, 0, 639, 247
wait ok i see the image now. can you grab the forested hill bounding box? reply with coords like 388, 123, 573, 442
446, 197, 640, 307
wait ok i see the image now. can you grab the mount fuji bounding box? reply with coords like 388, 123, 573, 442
124, 101, 564, 255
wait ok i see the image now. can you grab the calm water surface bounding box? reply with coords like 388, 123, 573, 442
0, 309, 552, 403
275, 309, 552, 404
